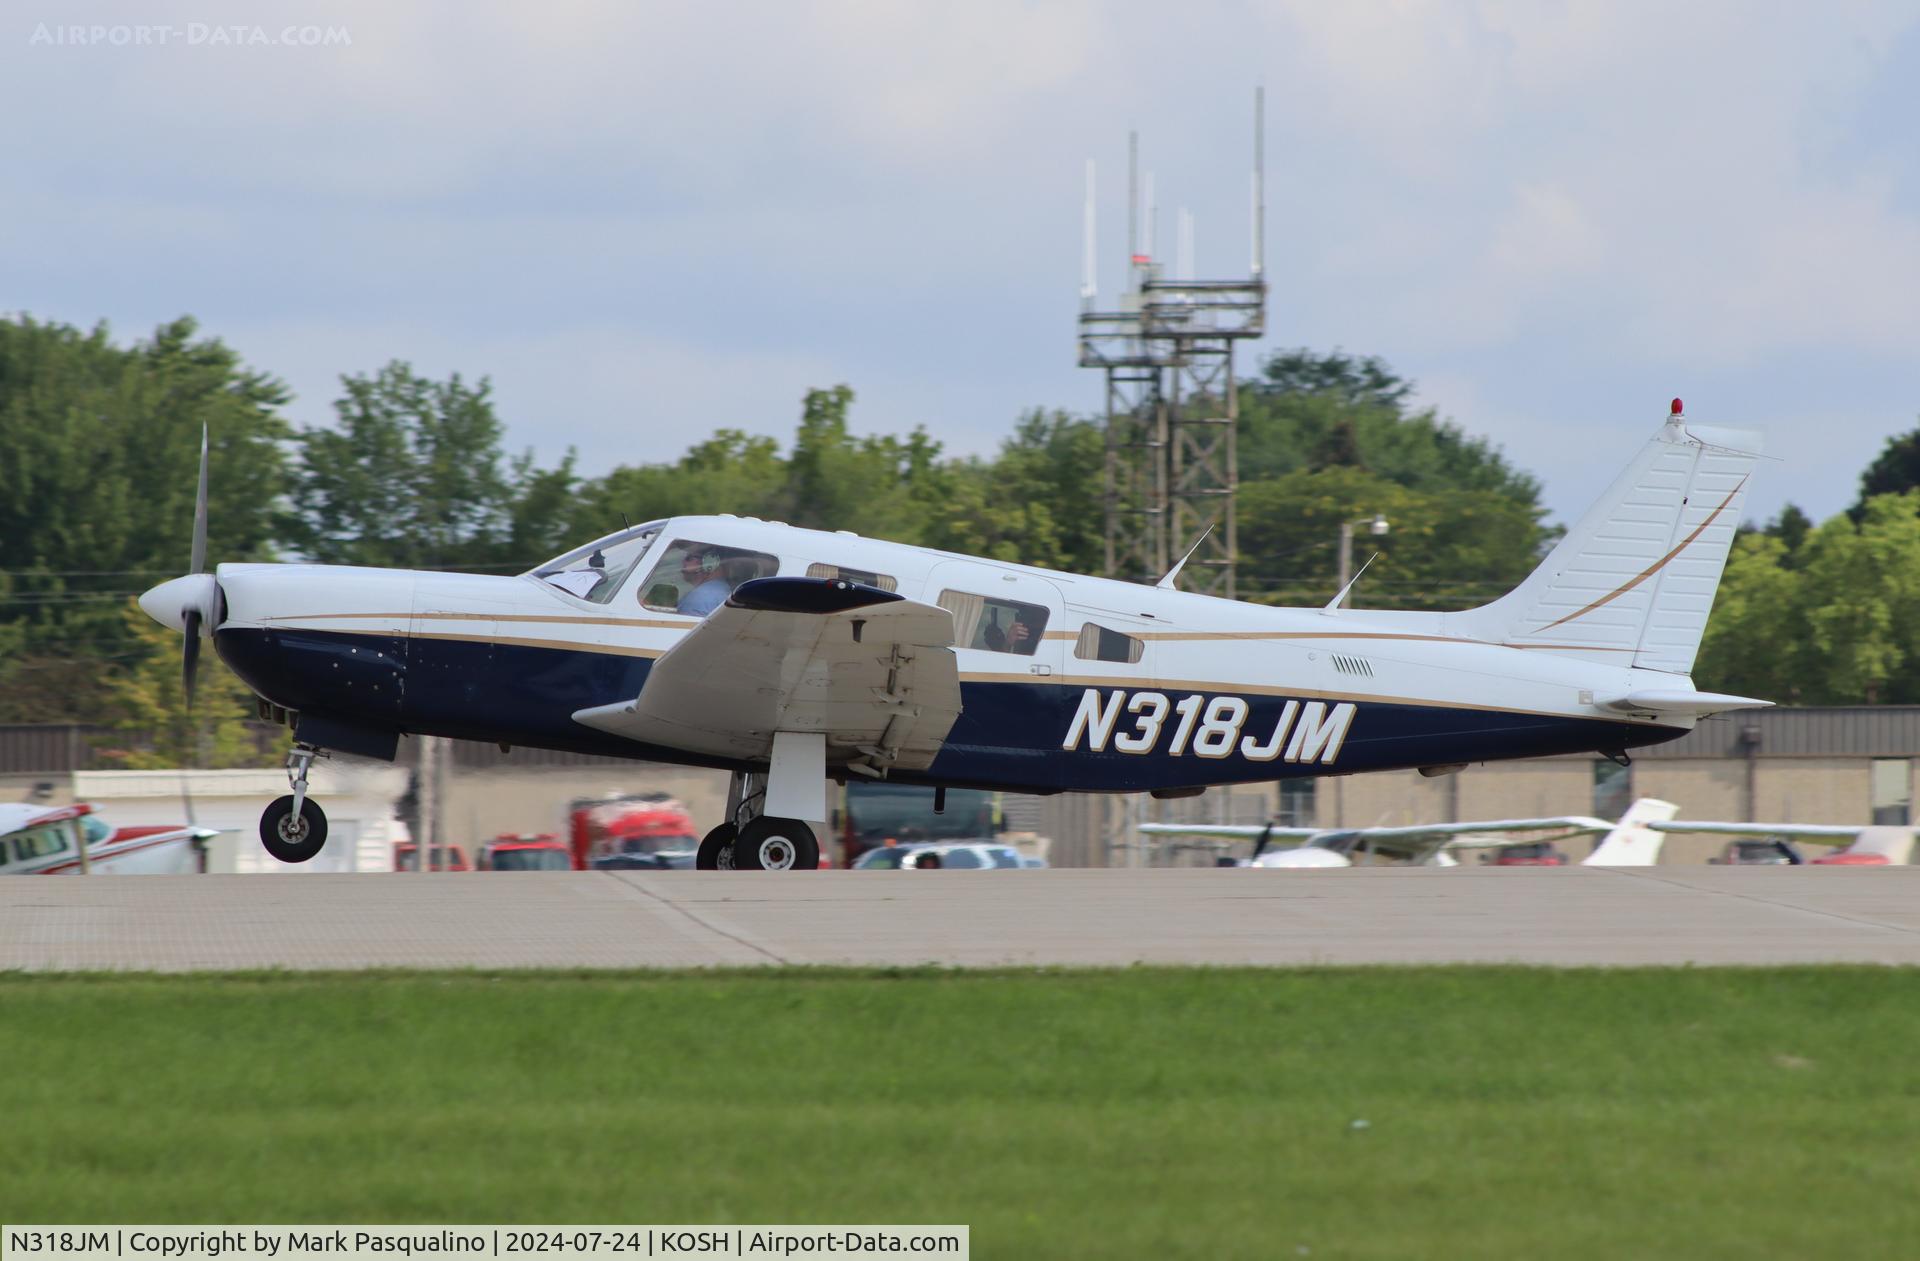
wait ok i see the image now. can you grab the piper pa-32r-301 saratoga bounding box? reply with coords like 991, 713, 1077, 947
139, 400, 1768, 871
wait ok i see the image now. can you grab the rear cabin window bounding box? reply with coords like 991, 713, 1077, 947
13, 824, 71, 861
639, 540, 781, 616
805, 562, 898, 592
937, 591, 1049, 656
1074, 622, 1145, 664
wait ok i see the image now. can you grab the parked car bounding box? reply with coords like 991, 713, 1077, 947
479, 836, 573, 871
1484, 841, 1567, 867
853, 842, 1036, 870
1708, 837, 1805, 865
392, 842, 473, 872
591, 848, 695, 871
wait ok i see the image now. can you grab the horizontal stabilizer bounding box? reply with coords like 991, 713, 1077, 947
1597, 689, 1772, 716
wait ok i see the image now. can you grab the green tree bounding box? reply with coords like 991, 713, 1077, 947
573, 430, 789, 535
94, 603, 272, 769
1240, 349, 1544, 503
1695, 534, 1812, 702
1854, 419, 1920, 514
0, 315, 290, 720
1237, 467, 1545, 610
923, 411, 1107, 571
1701, 494, 1920, 704
782, 385, 946, 541
286, 362, 570, 571
1231, 350, 1552, 606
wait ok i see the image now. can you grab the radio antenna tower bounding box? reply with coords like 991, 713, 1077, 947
1078, 88, 1268, 596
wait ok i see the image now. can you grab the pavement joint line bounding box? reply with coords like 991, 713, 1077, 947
1597, 867, 1920, 937
604, 872, 792, 965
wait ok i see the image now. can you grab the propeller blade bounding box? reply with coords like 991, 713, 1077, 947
190, 424, 210, 574
183, 609, 202, 709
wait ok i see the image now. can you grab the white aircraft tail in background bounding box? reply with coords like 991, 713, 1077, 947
1582, 797, 1680, 866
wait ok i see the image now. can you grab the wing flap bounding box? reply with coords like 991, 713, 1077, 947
573, 578, 961, 770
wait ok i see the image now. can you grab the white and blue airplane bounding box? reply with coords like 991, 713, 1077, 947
139, 401, 1767, 871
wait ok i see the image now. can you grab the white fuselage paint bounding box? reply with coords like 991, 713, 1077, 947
209, 514, 1698, 787
214, 510, 1697, 721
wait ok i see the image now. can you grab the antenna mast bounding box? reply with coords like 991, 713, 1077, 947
1081, 158, 1097, 305
1078, 91, 1268, 598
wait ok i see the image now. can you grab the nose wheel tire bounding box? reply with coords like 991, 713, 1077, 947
695, 823, 738, 871
731, 817, 819, 871
260, 794, 328, 864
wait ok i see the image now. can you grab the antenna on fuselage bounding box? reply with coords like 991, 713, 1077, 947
1156, 526, 1213, 589
1322, 552, 1380, 614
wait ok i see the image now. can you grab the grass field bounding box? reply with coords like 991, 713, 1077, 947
3, 968, 1918, 1258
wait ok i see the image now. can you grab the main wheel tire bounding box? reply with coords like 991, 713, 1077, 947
260, 794, 328, 864
731, 816, 819, 871
695, 823, 738, 870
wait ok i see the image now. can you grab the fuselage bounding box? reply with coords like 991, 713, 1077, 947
210, 515, 1691, 794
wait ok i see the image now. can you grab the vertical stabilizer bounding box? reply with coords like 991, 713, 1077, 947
1465, 404, 1761, 675
1582, 798, 1679, 866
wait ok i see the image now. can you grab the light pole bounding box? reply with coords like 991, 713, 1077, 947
1336, 514, 1390, 608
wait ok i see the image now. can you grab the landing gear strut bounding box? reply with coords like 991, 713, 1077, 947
695, 769, 819, 871
260, 743, 329, 864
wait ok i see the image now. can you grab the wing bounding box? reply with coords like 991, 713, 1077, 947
1137, 823, 1322, 842
1649, 820, 1860, 845
1142, 816, 1612, 845
573, 577, 961, 773
1340, 816, 1616, 844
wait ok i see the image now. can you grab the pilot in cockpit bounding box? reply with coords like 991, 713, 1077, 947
676, 547, 734, 616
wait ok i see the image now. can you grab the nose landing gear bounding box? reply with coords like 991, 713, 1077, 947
260, 743, 329, 864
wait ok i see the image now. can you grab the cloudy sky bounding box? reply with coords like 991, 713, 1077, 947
6, 2, 1917, 527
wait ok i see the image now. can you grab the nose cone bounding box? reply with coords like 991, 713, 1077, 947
138, 573, 218, 634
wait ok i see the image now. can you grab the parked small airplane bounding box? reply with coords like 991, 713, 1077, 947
1140, 797, 1679, 867
1650, 818, 1915, 866
139, 402, 1766, 871
0, 802, 212, 875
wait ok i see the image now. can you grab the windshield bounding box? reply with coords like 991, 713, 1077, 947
845, 783, 997, 844
490, 848, 572, 871
530, 523, 663, 604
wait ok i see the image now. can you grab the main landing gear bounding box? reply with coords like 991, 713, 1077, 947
260, 743, 328, 864
695, 769, 820, 871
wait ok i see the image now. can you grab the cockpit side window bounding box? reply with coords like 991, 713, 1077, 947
639, 540, 781, 615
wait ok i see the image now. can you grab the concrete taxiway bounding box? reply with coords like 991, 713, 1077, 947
4, 867, 1919, 970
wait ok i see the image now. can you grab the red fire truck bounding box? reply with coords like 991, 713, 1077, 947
567, 793, 700, 869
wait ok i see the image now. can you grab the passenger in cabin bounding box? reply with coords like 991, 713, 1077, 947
982, 609, 1038, 655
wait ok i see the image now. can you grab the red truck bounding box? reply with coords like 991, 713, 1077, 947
568, 793, 700, 869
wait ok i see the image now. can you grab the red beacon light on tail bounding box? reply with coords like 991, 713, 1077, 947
1670, 397, 1684, 417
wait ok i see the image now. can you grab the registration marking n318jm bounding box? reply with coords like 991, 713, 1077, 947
1062, 689, 1357, 764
